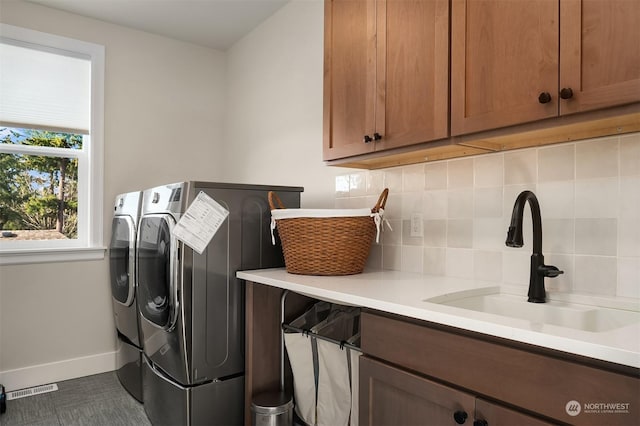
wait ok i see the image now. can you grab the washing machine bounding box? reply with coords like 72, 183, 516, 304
109, 191, 144, 402
136, 181, 302, 425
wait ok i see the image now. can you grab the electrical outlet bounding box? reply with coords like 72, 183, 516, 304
410, 213, 423, 237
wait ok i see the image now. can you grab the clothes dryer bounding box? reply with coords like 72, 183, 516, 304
136, 181, 302, 425
109, 191, 143, 402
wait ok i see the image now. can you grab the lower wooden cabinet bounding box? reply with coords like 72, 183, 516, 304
243, 283, 639, 426
360, 356, 551, 426
361, 311, 639, 425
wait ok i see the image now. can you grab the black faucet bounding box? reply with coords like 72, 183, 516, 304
506, 190, 563, 303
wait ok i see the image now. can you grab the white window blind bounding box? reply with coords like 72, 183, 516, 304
0, 40, 91, 134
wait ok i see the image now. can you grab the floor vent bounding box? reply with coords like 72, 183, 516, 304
6, 383, 58, 400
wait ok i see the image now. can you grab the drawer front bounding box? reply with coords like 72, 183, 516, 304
361, 312, 639, 425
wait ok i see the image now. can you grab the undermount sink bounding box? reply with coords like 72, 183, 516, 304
425, 289, 640, 332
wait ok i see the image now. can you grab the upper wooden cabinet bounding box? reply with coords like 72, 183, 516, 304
560, 0, 640, 115
451, 0, 640, 136
323, 0, 449, 161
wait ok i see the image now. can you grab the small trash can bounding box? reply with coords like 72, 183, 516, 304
251, 391, 293, 426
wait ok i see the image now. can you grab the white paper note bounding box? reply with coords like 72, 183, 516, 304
172, 191, 229, 254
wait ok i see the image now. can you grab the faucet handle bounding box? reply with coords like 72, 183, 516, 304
539, 264, 564, 278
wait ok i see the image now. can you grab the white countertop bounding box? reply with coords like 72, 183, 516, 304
237, 268, 640, 369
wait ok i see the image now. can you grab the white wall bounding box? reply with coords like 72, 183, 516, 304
0, 0, 227, 390
223, 0, 350, 208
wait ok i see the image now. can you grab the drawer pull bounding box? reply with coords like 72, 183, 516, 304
454, 410, 468, 424
538, 92, 552, 104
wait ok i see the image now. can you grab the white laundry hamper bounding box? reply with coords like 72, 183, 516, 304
284, 302, 361, 426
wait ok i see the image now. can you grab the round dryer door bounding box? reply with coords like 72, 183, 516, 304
137, 214, 178, 330
109, 216, 136, 306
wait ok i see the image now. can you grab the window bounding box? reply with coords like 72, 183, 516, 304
0, 24, 105, 264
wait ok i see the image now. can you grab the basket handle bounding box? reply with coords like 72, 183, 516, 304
268, 191, 286, 210
372, 188, 389, 213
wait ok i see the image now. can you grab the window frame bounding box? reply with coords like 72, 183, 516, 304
0, 24, 105, 265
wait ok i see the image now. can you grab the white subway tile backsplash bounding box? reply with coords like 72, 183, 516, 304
575, 137, 618, 179
401, 246, 424, 273
618, 218, 640, 257
575, 218, 617, 256
536, 181, 574, 219
403, 164, 426, 192
424, 220, 447, 248
446, 248, 474, 279
367, 170, 385, 195
618, 177, 640, 257
382, 245, 402, 271
423, 190, 448, 219
401, 192, 423, 219
448, 158, 474, 188
335, 175, 350, 197
502, 250, 532, 286
448, 189, 474, 219
574, 255, 617, 296
617, 257, 640, 299
504, 149, 537, 184
336, 133, 640, 301
447, 219, 473, 248
349, 172, 367, 197
473, 187, 503, 218
473, 250, 502, 282
619, 176, 640, 220
384, 168, 404, 192
473, 218, 505, 250
474, 154, 504, 188
542, 219, 575, 254
574, 178, 618, 219
538, 144, 575, 182
619, 133, 640, 177
424, 247, 446, 275
425, 161, 448, 190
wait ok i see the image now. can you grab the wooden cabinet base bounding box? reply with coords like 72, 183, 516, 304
361, 311, 640, 425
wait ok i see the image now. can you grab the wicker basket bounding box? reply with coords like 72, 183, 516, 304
269, 188, 388, 276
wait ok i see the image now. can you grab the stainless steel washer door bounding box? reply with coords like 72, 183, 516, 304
109, 216, 136, 306
137, 214, 179, 330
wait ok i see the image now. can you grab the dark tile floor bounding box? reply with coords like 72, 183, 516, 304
0, 372, 150, 426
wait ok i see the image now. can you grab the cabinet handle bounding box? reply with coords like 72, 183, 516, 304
373, 132, 383, 141
538, 92, 552, 104
453, 410, 468, 424
559, 87, 574, 99
363, 135, 373, 143
473, 420, 488, 426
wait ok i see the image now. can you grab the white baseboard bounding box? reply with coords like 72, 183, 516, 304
0, 351, 117, 392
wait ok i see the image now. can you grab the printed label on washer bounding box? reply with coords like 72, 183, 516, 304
172, 191, 229, 254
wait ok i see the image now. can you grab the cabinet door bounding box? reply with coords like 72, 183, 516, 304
451, 0, 559, 136
323, 0, 376, 160
559, 0, 640, 115
475, 398, 555, 426
373, 0, 449, 151
360, 356, 476, 426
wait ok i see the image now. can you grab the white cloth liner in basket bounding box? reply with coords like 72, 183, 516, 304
270, 208, 387, 246
284, 303, 361, 426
